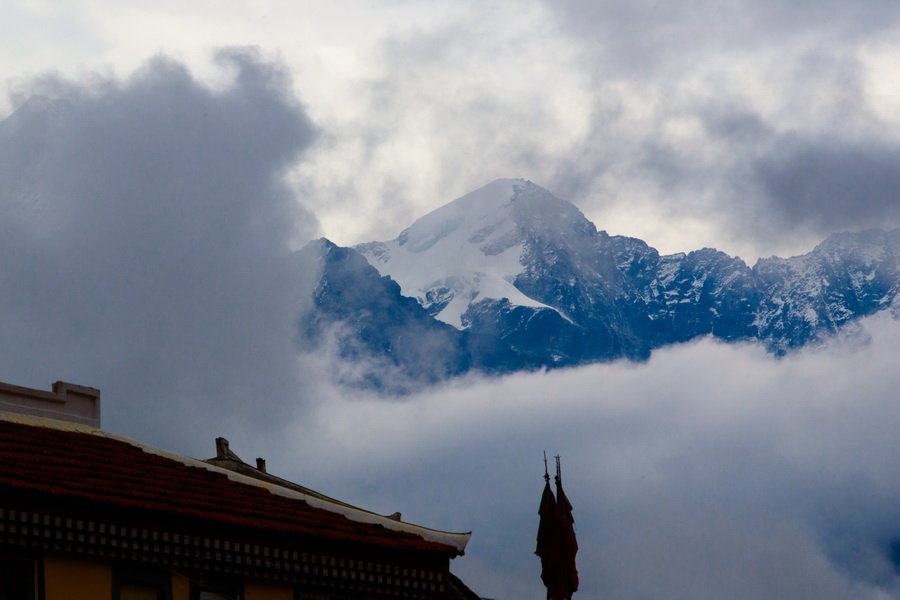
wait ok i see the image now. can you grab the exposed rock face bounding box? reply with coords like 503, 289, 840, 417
753, 229, 900, 352
302, 180, 900, 389
299, 238, 533, 392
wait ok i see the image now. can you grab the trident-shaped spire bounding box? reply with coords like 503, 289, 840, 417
537, 453, 579, 600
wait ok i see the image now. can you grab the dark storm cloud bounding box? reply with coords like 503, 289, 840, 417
756, 139, 900, 232
530, 0, 900, 249
0, 49, 320, 454
547, 0, 900, 77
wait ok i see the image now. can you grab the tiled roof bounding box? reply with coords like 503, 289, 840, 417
0, 415, 464, 555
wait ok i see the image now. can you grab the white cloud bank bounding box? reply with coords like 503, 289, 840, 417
270, 313, 900, 600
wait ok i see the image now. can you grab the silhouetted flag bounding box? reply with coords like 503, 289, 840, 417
535, 470, 561, 599
537, 454, 579, 600
554, 458, 578, 600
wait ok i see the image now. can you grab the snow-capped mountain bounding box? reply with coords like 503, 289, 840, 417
356, 179, 565, 328
302, 179, 900, 388
356, 179, 647, 364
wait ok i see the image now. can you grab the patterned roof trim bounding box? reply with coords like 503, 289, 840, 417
0, 411, 470, 555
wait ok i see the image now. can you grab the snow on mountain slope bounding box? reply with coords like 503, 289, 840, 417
329, 179, 900, 378
753, 228, 900, 351
357, 179, 562, 328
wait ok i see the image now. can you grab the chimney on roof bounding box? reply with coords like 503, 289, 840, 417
256, 457, 267, 472
0, 380, 101, 427
216, 437, 231, 459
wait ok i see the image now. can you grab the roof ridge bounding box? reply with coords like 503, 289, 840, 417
0, 410, 471, 554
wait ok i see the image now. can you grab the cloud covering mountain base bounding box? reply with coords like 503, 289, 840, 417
287, 313, 900, 600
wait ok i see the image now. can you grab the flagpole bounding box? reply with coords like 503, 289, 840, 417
543, 450, 550, 483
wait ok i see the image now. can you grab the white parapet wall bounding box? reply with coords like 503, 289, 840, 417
0, 380, 100, 427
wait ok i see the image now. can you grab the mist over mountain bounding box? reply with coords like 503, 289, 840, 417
299, 238, 541, 392
303, 179, 900, 389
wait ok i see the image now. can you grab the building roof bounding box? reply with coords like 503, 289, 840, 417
0, 411, 470, 555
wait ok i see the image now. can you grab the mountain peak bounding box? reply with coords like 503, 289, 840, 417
356, 179, 572, 328
394, 179, 519, 253
391, 178, 591, 254
394, 178, 564, 251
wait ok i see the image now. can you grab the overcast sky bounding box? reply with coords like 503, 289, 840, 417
5, 0, 900, 260
2, 2, 900, 599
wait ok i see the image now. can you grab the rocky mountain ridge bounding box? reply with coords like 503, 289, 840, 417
302, 179, 900, 389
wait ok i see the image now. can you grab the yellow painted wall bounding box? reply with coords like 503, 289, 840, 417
44, 554, 112, 600
245, 579, 294, 600
171, 571, 191, 600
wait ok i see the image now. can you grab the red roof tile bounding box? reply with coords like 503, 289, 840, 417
0, 418, 460, 554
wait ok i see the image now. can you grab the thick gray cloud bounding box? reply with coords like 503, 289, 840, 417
261, 312, 900, 600
539, 0, 900, 248
0, 49, 320, 452
299, 0, 900, 260
756, 139, 900, 232
548, 0, 900, 74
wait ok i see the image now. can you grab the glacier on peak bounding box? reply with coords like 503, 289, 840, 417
356, 179, 570, 328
